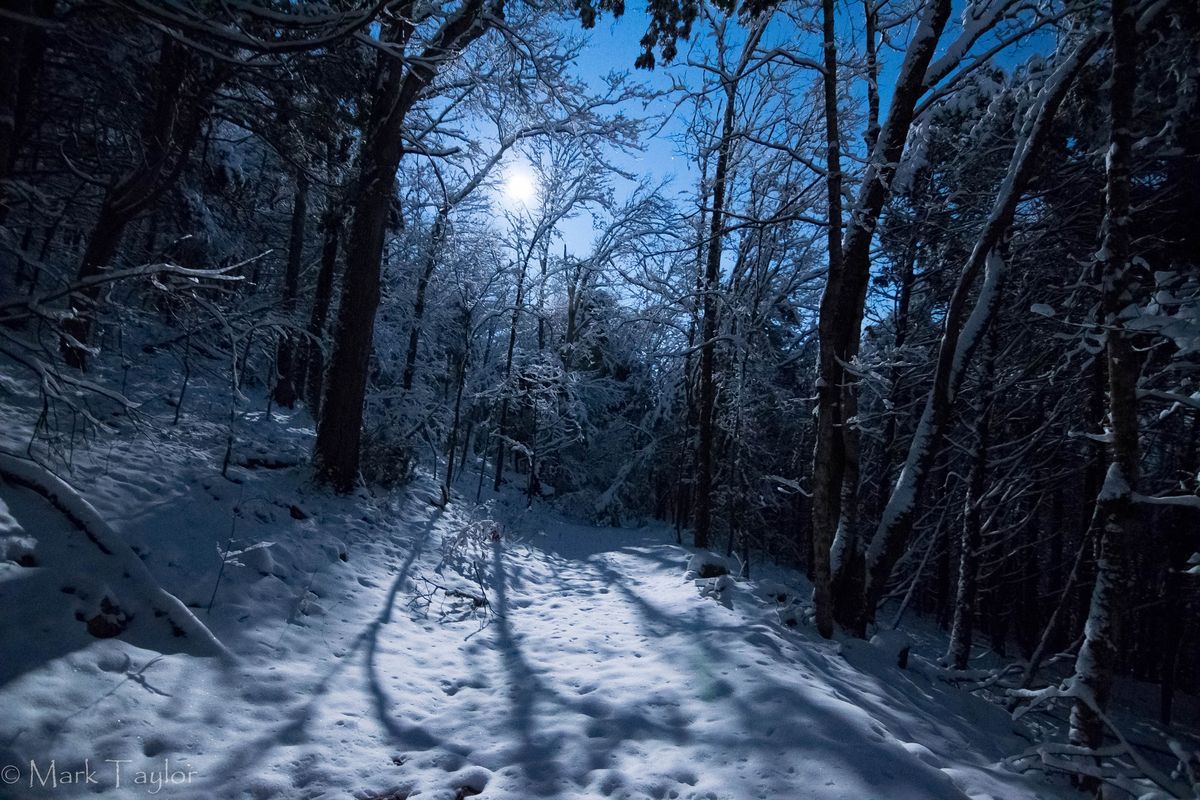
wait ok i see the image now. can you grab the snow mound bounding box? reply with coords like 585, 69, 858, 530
0, 494, 37, 566
870, 628, 913, 669
684, 551, 734, 579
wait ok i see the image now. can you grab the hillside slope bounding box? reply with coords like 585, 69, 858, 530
0, 412, 1072, 799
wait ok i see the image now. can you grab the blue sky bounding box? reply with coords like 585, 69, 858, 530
541, 0, 1057, 255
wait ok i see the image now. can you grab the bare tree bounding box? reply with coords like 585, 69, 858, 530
313, 1, 502, 491
1068, 0, 1139, 760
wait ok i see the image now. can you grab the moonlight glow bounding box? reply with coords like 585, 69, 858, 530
503, 167, 536, 204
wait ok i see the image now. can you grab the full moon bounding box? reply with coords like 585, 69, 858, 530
504, 167, 536, 204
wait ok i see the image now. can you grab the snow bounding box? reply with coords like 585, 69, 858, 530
683, 551, 733, 579
0, 390, 1076, 800
951, 250, 1004, 384
0, 495, 37, 565
1099, 462, 1131, 502
868, 629, 913, 667
0, 452, 229, 660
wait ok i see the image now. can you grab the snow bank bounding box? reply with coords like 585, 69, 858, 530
0, 495, 37, 565
0, 452, 229, 659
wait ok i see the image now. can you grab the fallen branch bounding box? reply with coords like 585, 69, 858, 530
1006, 675, 1195, 798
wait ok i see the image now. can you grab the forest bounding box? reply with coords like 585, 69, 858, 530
0, 0, 1198, 797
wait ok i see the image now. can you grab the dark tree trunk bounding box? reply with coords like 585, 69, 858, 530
677, 160, 708, 546
813, 0, 952, 637
694, 71, 740, 552
401, 208, 448, 392
314, 26, 408, 490
0, 0, 50, 217
811, 0, 846, 638
444, 346, 469, 494
493, 255, 528, 493
273, 172, 309, 408
1069, 0, 1138, 760
875, 213, 921, 507
1046, 488, 1065, 633
947, 354, 991, 669
0, 0, 31, 197
314, 1, 491, 491
1071, 358, 1108, 640
1016, 502, 1041, 659
1160, 418, 1197, 726
303, 212, 341, 419
862, 0, 880, 152
61, 203, 126, 367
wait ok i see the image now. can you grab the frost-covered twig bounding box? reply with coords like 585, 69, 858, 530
938, 661, 1025, 692
408, 517, 501, 627
0, 261, 245, 319
1007, 674, 1194, 797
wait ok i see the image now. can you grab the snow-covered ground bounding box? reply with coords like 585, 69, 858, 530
0, 393, 1119, 799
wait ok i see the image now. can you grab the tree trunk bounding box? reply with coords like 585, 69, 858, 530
401, 207, 448, 392
946, 342, 993, 669
875, 208, 921, 506
0, 0, 50, 218
0, 0, 32, 194
811, 0, 846, 638
678, 158, 709, 545
314, 1, 491, 491
813, 0, 952, 637
493, 256, 527, 493
314, 27, 408, 490
273, 171, 309, 407
694, 71, 740, 551
1160, 417, 1196, 725
303, 212, 341, 418
444, 345, 469, 494
862, 0, 880, 152
1069, 0, 1138, 761
1070, 358, 1108, 641
61, 203, 126, 367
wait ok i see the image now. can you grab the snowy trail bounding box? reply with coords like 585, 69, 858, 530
1, 469, 1066, 800
346, 514, 1035, 800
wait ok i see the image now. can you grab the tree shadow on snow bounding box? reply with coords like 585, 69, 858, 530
191, 511, 451, 794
